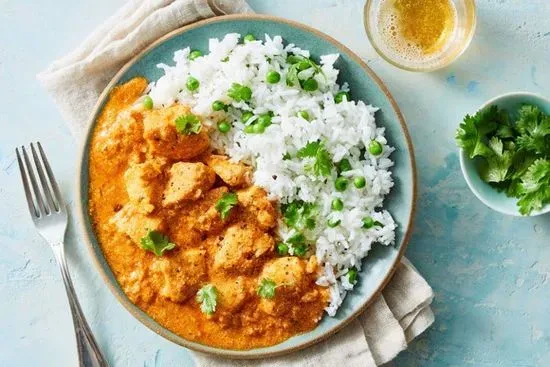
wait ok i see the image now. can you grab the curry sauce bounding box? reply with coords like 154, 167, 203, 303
88, 77, 328, 349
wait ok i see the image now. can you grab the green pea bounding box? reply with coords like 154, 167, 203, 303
276, 242, 289, 256
335, 91, 351, 104
347, 268, 358, 284
142, 96, 153, 110
217, 121, 231, 133
353, 176, 366, 189
188, 50, 202, 60
302, 78, 318, 91
338, 159, 352, 173
297, 110, 310, 121
186, 76, 200, 91
241, 111, 254, 123
335, 177, 348, 192
212, 100, 226, 111
331, 198, 344, 211
257, 113, 272, 127
327, 219, 341, 228
266, 71, 281, 84
253, 123, 265, 134
369, 140, 383, 156
221, 56, 229, 62
243, 34, 255, 42
244, 125, 255, 134
362, 216, 374, 229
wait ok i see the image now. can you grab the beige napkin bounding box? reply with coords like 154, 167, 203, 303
37, 1, 435, 365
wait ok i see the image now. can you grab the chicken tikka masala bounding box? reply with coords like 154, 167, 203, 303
88, 77, 329, 349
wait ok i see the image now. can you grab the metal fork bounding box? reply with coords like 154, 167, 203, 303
16, 142, 109, 367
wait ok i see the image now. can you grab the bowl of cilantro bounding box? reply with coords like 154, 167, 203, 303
457, 92, 550, 216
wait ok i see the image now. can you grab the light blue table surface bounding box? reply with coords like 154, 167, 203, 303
1, 1, 549, 366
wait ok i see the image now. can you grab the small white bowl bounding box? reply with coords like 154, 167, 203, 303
459, 92, 550, 217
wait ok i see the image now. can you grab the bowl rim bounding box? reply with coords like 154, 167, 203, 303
75, 13, 418, 359
363, 0, 478, 72
459, 91, 550, 217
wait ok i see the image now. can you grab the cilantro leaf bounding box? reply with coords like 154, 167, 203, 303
514, 105, 550, 155
456, 106, 503, 158
517, 159, 550, 215
175, 114, 202, 135
480, 137, 514, 183
196, 284, 218, 315
215, 192, 238, 220
227, 83, 252, 102
139, 230, 176, 256
281, 201, 317, 231
257, 279, 277, 299
297, 141, 321, 158
285, 54, 325, 88
297, 141, 333, 177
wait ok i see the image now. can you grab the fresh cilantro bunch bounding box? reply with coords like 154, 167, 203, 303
456, 104, 550, 215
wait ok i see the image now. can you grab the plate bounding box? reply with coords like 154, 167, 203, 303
76, 14, 417, 359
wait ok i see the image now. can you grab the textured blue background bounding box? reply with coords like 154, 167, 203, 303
0, 1, 549, 366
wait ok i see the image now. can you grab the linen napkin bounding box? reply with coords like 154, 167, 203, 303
37, 1, 435, 365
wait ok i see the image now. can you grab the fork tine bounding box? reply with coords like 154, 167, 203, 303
21, 146, 48, 216
16, 148, 39, 218
30, 143, 59, 212
36, 142, 65, 211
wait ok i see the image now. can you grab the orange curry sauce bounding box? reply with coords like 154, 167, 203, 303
88, 78, 329, 349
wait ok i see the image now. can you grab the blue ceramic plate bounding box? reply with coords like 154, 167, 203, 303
77, 15, 416, 358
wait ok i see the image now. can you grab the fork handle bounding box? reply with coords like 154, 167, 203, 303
52, 244, 109, 367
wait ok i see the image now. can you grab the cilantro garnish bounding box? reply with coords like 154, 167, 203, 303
139, 230, 176, 256
196, 284, 218, 315
281, 201, 317, 231
175, 114, 202, 135
297, 141, 333, 177
456, 104, 550, 215
285, 54, 325, 88
227, 83, 252, 102
257, 279, 277, 299
215, 192, 238, 220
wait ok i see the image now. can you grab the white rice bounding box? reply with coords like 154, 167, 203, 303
148, 33, 396, 316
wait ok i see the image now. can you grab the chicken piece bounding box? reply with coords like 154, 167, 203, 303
215, 276, 251, 312
151, 248, 208, 303
204, 155, 251, 187
195, 187, 230, 234
162, 162, 216, 206
260, 257, 307, 288
142, 105, 209, 160
119, 268, 155, 305
110, 203, 164, 244
213, 223, 274, 274
258, 257, 309, 316
124, 158, 166, 213
236, 186, 277, 230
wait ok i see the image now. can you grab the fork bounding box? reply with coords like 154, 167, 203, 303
16, 142, 109, 367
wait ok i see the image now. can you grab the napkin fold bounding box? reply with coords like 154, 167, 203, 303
38, 1, 434, 365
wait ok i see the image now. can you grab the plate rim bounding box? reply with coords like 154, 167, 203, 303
75, 13, 417, 359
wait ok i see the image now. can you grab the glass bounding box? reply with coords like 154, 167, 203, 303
364, 0, 476, 72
